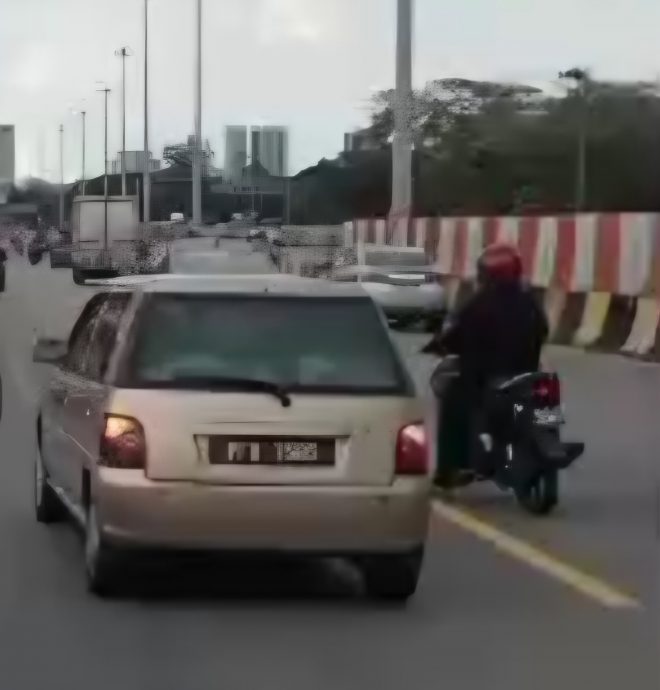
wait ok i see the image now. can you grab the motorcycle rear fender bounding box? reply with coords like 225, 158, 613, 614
532, 430, 584, 470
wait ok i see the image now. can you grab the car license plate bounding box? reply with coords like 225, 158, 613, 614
208, 437, 335, 466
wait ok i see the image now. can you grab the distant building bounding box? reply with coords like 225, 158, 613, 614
0, 203, 38, 228
0, 125, 16, 196
251, 126, 289, 177
162, 137, 219, 177
224, 126, 248, 182
111, 150, 161, 175
344, 127, 379, 152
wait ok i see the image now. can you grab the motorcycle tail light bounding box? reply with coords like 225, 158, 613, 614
533, 374, 561, 408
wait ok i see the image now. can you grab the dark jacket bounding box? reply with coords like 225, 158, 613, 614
423, 284, 549, 388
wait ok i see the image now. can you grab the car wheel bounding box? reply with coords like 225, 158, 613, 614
85, 502, 119, 596
34, 446, 65, 523
0, 264, 6, 293
361, 547, 424, 602
72, 268, 87, 285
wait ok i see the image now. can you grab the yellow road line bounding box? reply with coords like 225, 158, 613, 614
432, 501, 641, 611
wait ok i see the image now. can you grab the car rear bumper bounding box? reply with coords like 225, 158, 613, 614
95, 469, 431, 554
383, 304, 446, 319
72, 245, 139, 271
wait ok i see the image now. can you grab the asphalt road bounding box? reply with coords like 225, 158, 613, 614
0, 251, 655, 689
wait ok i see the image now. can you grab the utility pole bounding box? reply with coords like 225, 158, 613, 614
285, 177, 291, 224
116, 47, 133, 196
390, 0, 413, 219
575, 78, 588, 212
192, 0, 203, 226
70, 105, 87, 194
81, 110, 87, 195
559, 67, 589, 212
97, 86, 111, 249
143, 0, 151, 225
58, 124, 64, 232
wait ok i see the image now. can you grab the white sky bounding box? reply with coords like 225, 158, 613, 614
1, 0, 659, 182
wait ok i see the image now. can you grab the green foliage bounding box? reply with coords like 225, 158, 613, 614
366, 77, 660, 214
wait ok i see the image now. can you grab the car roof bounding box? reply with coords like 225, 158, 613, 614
333, 264, 440, 276
86, 273, 370, 298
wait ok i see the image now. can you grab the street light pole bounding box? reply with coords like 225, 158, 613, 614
116, 47, 132, 196
59, 124, 64, 232
575, 78, 588, 212
98, 86, 111, 249
143, 0, 151, 225
559, 67, 588, 212
81, 110, 87, 195
192, 0, 203, 226
390, 0, 413, 220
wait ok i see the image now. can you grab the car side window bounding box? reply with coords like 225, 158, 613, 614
65, 297, 105, 376
85, 293, 132, 382
64, 292, 131, 380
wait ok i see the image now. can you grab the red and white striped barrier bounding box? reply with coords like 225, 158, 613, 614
345, 214, 660, 357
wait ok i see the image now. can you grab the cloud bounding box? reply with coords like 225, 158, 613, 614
256, 0, 329, 45
9, 42, 58, 94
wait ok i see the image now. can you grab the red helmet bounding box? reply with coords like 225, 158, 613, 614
477, 243, 523, 285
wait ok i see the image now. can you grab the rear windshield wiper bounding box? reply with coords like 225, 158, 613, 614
162, 375, 292, 408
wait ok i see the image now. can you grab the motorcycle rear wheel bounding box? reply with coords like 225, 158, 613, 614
514, 470, 559, 516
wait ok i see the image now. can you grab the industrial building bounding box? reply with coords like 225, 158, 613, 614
111, 150, 161, 175
224, 126, 248, 182
250, 126, 289, 177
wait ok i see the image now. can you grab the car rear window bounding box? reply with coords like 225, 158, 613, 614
125, 294, 410, 394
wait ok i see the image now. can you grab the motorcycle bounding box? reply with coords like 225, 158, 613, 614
431, 356, 584, 515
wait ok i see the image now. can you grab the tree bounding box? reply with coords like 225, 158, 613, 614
163, 138, 215, 170
368, 78, 543, 150
289, 76, 660, 223
368, 76, 660, 215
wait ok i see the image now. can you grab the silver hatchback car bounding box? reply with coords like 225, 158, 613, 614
33, 274, 431, 599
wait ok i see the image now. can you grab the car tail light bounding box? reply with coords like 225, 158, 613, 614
396, 423, 428, 475
533, 374, 561, 408
100, 415, 146, 469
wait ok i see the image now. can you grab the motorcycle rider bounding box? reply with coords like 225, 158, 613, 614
422, 243, 549, 486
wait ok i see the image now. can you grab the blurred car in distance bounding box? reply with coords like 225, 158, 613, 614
247, 227, 267, 242
332, 263, 447, 331
33, 274, 430, 600
169, 240, 278, 275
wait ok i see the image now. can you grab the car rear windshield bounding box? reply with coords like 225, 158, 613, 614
124, 294, 410, 394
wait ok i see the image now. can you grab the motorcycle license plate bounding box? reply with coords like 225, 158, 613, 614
533, 407, 564, 427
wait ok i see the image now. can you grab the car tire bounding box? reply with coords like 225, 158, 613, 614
72, 268, 87, 286
85, 502, 120, 597
34, 447, 65, 524
0, 264, 6, 293
361, 547, 424, 602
